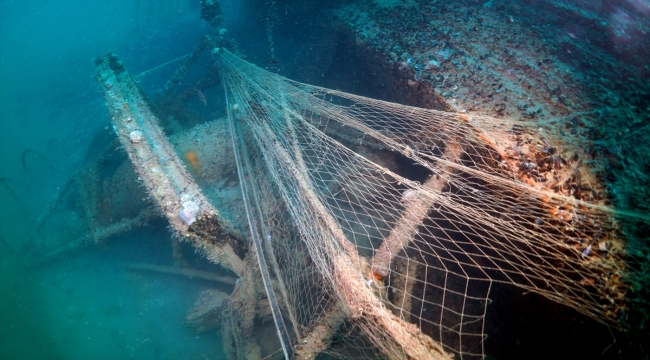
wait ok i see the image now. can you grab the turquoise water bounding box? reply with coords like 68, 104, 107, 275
2, 0, 649, 359
0, 224, 229, 360
0, 1, 229, 359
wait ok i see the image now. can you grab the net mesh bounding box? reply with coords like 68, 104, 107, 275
217, 48, 638, 359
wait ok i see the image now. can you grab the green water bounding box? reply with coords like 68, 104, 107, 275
2, 0, 649, 359
0, 1, 228, 358
0, 227, 228, 360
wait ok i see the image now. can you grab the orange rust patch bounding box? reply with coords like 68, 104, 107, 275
476, 133, 495, 147
372, 271, 384, 281
556, 210, 572, 222
579, 278, 595, 286
184, 150, 201, 172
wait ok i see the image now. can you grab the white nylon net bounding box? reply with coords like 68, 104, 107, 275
217, 48, 638, 359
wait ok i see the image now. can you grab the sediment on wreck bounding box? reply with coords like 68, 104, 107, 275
84, 1, 650, 358
94, 53, 245, 277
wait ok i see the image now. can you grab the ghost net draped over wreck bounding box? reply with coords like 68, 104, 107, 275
94, 46, 643, 359
217, 48, 640, 359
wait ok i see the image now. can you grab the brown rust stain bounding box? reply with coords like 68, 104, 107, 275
184, 150, 201, 172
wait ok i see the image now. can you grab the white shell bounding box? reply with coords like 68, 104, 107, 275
179, 200, 200, 226
401, 189, 418, 202
129, 130, 144, 144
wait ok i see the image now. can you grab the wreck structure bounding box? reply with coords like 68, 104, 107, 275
34, 0, 649, 359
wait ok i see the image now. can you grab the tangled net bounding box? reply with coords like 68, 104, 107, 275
217, 48, 644, 359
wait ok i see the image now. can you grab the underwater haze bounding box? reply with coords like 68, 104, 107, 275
1, 0, 649, 359
0, 1, 233, 359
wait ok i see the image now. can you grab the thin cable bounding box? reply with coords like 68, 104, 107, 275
134, 54, 189, 79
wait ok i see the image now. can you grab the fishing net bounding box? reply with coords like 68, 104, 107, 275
215, 48, 642, 359
91, 45, 647, 358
